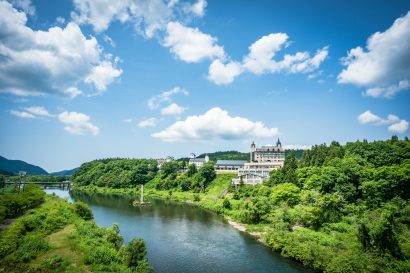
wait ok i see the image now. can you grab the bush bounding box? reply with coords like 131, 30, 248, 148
223, 199, 231, 209
0, 205, 6, 223
74, 201, 93, 220
15, 235, 49, 262
41, 254, 68, 271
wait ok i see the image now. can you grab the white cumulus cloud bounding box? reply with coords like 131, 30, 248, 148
388, 120, 409, 134
147, 86, 188, 110
71, 0, 207, 37
0, 1, 122, 97
338, 11, 410, 98
189, 0, 207, 17
208, 60, 242, 85
10, 106, 53, 119
24, 106, 53, 117
208, 33, 328, 85
164, 21, 225, 63
10, 110, 35, 119
9, 0, 35, 15
357, 110, 408, 134
58, 111, 100, 135
138, 117, 158, 128
161, 103, 186, 115
152, 107, 279, 142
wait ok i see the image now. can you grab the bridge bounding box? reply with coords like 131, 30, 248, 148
4, 181, 73, 190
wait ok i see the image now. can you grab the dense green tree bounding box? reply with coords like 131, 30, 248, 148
270, 183, 300, 206
186, 163, 197, 177
160, 161, 180, 177
127, 238, 147, 268
282, 152, 298, 185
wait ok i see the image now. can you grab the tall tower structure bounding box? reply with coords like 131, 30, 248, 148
250, 141, 256, 162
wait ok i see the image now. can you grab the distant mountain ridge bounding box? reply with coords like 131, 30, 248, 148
0, 155, 48, 175
50, 168, 78, 176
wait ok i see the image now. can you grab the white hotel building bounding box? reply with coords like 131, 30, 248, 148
232, 139, 285, 185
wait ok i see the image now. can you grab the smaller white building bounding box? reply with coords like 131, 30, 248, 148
189, 154, 209, 168
156, 156, 174, 169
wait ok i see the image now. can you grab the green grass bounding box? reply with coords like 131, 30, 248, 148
29, 225, 90, 273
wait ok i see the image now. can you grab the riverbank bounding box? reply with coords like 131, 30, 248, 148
0, 193, 150, 273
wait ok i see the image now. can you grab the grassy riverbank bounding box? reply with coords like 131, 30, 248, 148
0, 191, 150, 273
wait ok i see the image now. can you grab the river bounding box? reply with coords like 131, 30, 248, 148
45, 188, 309, 273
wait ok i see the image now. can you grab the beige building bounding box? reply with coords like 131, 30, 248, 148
232, 139, 285, 185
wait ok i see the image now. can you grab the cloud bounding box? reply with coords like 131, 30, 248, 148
152, 107, 279, 142
207, 33, 328, 84
9, 0, 35, 16
58, 111, 100, 135
71, 0, 132, 33
10, 110, 35, 119
161, 103, 185, 115
10, 106, 53, 119
123, 118, 133, 123
164, 22, 225, 63
55, 16, 65, 24
208, 60, 242, 85
338, 11, 410, 97
358, 110, 399, 125
0, 1, 121, 97
189, 0, 207, 17
103, 34, 116, 47
71, 0, 207, 37
85, 60, 123, 92
357, 110, 408, 134
147, 86, 188, 109
388, 120, 409, 134
365, 80, 410, 98
138, 117, 158, 128
24, 106, 53, 117
64, 87, 83, 98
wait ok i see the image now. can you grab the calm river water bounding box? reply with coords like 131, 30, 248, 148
45, 188, 308, 273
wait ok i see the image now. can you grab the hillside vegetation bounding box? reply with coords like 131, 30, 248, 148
72, 137, 410, 273
0, 190, 150, 273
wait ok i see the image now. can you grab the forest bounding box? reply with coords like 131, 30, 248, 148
71, 137, 410, 272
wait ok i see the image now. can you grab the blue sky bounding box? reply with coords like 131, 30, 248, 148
0, 0, 409, 172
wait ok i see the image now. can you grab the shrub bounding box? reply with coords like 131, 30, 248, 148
74, 201, 93, 220
223, 198, 231, 209
41, 254, 68, 271
15, 235, 49, 262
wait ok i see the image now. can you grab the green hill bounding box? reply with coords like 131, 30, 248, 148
0, 156, 48, 175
